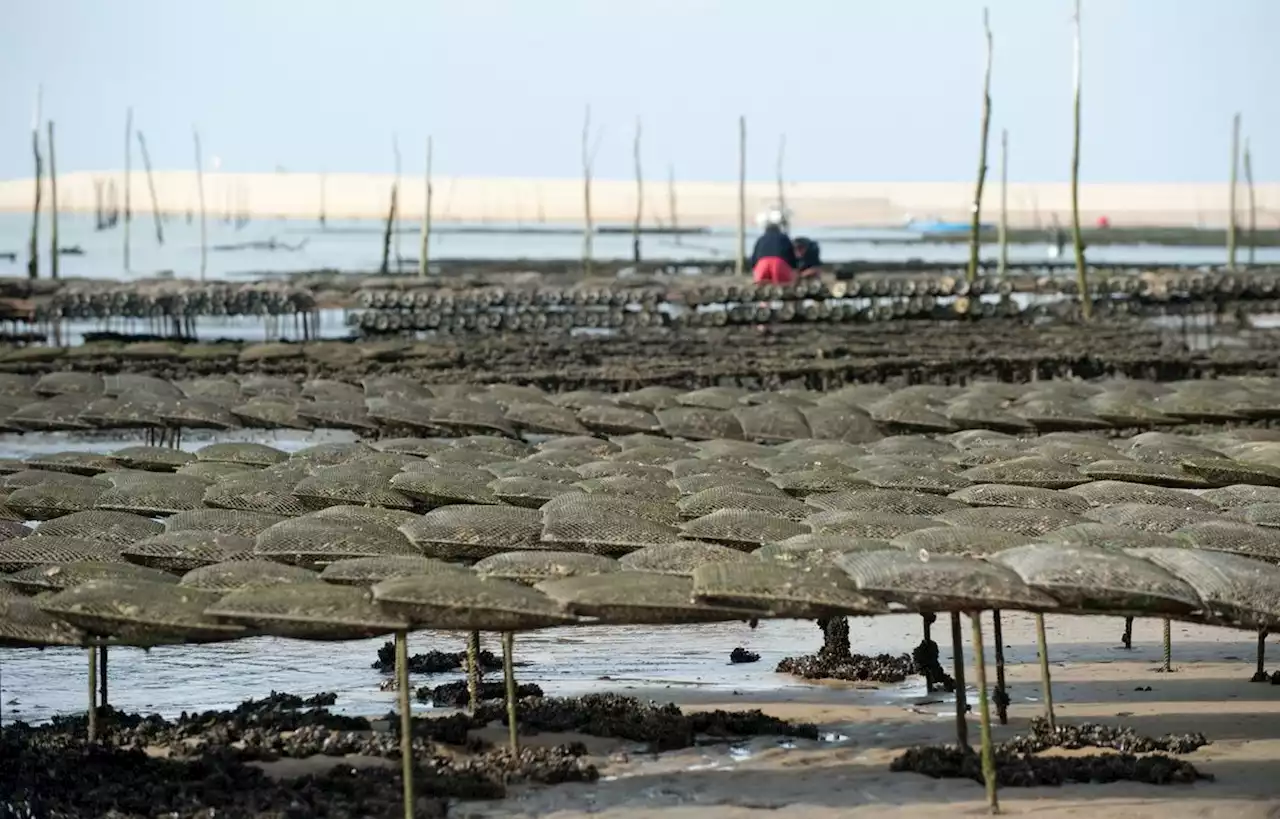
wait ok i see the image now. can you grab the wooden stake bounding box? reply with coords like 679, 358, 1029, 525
98, 645, 108, 708
1228, 113, 1241, 270
503, 632, 519, 751
1070, 0, 1091, 319
1245, 138, 1256, 266
998, 129, 1008, 278
395, 631, 415, 819
667, 164, 680, 244
380, 184, 397, 275
137, 131, 165, 245
967, 8, 993, 285
633, 117, 643, 264
582, 105, 594, 277
419, 137, 433, 277
48, 121, 59, 281
992, 609, 1008, 725
970, 613, 1000, 814
466, 631, 481, 712
736, 115, 746, 276
1160, 617, 1173, 673
776, 134, 787, 231
1035, 613, 1056, 729
194, 128, 208, 282
951, 612, 969, 748
87, 646, 98, 741
124, 107, 133, 273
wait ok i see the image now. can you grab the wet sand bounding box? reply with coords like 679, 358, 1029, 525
465, 615, 1280, 818
7, 612, 1280, 817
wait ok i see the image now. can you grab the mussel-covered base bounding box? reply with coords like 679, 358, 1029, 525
1, 740, 453, 819
418, 680, 546, 708
777, 651, 919, 684
778, 617, 947, 686
0, 691, 601, 818
892, 718, 1212, 787
372, 640, 504, 675
1004, 717, 1210, 755
891, 745, 1210, 786
478, 693, 819, 753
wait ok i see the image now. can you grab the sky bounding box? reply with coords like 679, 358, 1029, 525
1, 0, 1277, 183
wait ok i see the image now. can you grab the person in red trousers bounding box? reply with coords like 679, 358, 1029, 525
750, 210, 797, 285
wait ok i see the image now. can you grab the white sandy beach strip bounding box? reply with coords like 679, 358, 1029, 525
1, 172, 1277, 229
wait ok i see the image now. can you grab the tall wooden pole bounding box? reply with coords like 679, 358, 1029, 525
1245, 138, 1256, 266
393, 135, 403, 270
27, 87, 43, 281
124, 107, 133, 273
1070, 0, 1091, 319
194, 128, 208, 282
48, 121, 59, 280
136, 132, 165, 245
776, 134, 787, 231
582, 104, 594, 277
94, 178, 105, 231
998, 129, 1008, 278
419, 137, 433, 277
1228, 113, 1241, 270
967, 8, 993, 285
633, 117, 643, 264
380, 185, 397, 275
736, 115, 746, 276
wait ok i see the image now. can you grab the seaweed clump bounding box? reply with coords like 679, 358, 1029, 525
730, 647, 761, 664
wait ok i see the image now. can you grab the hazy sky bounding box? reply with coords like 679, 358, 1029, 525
2, 0, 1276, 183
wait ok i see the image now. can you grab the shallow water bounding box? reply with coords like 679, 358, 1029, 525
1, 213, 1272, 282
5, 606, 1265, 726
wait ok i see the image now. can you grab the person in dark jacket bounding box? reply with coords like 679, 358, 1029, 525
793, 237, 821, 276
750, 210, 797, 284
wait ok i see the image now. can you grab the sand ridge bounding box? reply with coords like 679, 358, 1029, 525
2, 171, 1277, 228
460, 614, 1280, 818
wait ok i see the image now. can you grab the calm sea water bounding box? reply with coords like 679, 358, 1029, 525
1, 212, 1274, 282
